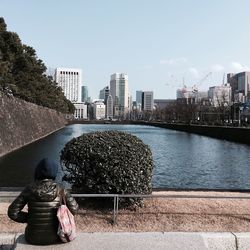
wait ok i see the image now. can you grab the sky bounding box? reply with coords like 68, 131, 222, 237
1, 0, 250, 100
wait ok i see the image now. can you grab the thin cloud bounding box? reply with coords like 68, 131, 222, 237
211, 64, 224, 72
229, 62, 250, 72
160, 57, 187, 65
188, 67, 199, 78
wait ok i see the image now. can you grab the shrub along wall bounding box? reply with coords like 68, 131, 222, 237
0, 94, 66, 157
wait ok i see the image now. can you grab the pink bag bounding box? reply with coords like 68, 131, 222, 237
57, 191, 76, 242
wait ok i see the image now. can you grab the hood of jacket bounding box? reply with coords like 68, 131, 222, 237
34, 158, 58, 181
30, 179, 59, 202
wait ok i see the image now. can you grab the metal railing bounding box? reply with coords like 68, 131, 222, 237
72, 194, 119, 224
72, 193, 250, 225
2, 191, 250, 224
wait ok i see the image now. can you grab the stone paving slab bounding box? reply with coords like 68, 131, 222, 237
233, 233, 250, 250
0, 233, 16, 245
0, 232, 239, 250
0, 233, 17, 250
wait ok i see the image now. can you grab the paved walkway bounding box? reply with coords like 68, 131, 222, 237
2, 191, 250, 249
1, 232, 250, 250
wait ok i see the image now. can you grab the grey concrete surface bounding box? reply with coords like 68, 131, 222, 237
0, 233, 15, 245
233, 233, 250, 250
0, 232, 241, 250
0, 233, 18, 250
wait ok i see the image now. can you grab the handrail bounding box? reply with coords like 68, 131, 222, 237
2, 192, 250, 225
71, 193, 250, 224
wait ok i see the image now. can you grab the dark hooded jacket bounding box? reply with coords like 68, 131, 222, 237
8, 158, 78, 245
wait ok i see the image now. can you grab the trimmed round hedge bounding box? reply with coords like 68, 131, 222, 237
60, 130, 154, 200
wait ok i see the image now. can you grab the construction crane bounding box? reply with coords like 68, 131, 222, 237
192, 72, 212, 92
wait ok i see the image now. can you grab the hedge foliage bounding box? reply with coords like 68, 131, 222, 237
60, 130, 154, 206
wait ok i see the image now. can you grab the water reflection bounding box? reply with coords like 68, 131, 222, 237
1, 124, 250, 189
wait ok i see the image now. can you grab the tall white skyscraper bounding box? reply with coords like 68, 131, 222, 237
55, 68, 82, 103
110, 73, 129, 117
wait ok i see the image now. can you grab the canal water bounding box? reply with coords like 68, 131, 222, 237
1, 124, 250, 189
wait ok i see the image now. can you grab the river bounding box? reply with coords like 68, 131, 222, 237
1, 124, 250, 190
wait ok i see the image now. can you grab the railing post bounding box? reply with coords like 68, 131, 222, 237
116, 195, 119, 222
112, 195, 119, 225
113, 195, 117, 224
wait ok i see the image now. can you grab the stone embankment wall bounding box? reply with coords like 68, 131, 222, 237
146, 122, 250, 145
0, 94, 66, 157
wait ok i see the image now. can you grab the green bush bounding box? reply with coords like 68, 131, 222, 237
60, 130, 154, 206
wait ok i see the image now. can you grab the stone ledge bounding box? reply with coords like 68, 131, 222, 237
0, 232, 241, 250
0, 233, 17, 249
233, 233, 250, 250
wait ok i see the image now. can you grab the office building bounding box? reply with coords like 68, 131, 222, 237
74, 103, 88, 119
142, 91, 154, 111
106, 94, 113, 119
55, 68, 82, 103
136, 91, 143, 105
110, 73, 129, 117
134, 91, 142, 111
154, 99, 175, 109
208, 85, 231, 107
93, 101, 106, 120
81, 86, 88, 102
227, 72, 250, 102
99, 86, 110, 104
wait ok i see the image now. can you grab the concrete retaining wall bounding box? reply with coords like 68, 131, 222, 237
0, 94, 66, 157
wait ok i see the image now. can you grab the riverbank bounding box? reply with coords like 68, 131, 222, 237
67, 119, 250, 146
2, 191, 250, 233
136, 121, 250, 146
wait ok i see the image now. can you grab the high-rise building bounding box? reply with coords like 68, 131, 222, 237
128, 93, 133, 112
99, 86, 110, 104
110, 73, 129, 117
55, 68, 82, 103
81, 86, 88, 102
227, 72, 250, 102
142, 91, 154, 111
136, 91, 143, 105
106, 94, 113, 119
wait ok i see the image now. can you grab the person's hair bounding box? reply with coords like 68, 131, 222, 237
34, 158, 58, 180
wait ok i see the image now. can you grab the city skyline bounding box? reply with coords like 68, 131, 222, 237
1, 0, 250, 99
